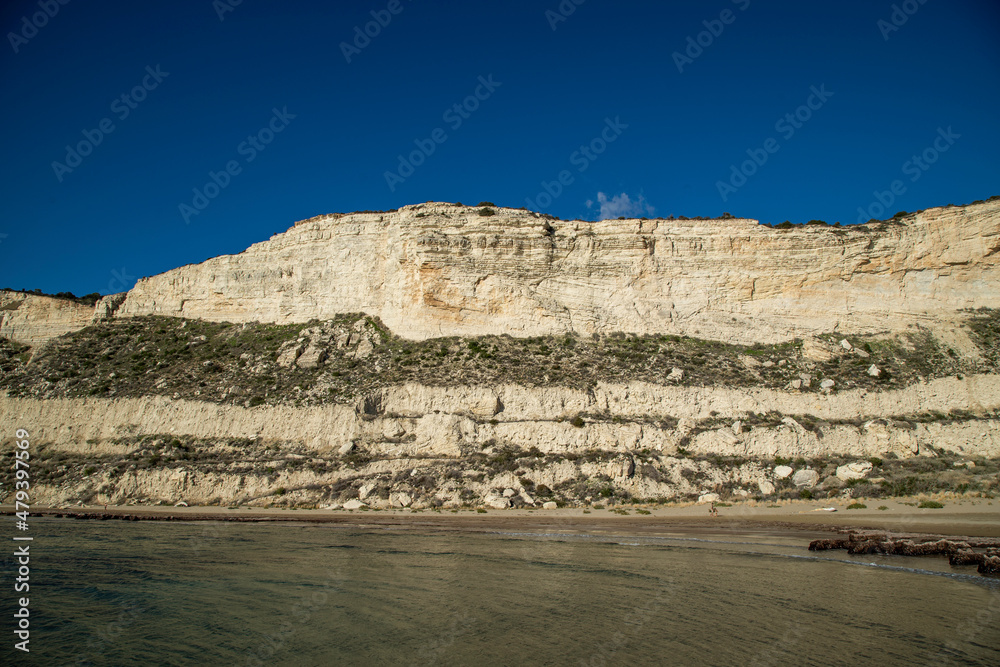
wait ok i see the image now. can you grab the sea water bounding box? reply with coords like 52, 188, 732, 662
3, 518, 998, 665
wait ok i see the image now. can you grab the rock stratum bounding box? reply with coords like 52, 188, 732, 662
81, 198, 1000, 344
1, 198, 999, 510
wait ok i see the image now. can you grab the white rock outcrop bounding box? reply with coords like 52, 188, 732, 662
836, 461, 874, 481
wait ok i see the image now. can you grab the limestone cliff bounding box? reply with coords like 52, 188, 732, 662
112, 199, 1000, 345
2, 198, 999, 510
0, 292, 95, 347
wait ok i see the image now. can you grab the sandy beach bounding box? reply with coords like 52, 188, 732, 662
8, 496, 999, 538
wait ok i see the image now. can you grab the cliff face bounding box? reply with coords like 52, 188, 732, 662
0, 292, 95, 347
4, 374, 999, 508
114, 199, 1000, 344
3, 199, 999, 509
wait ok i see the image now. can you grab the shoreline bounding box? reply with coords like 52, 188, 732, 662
7, 496, 999, 538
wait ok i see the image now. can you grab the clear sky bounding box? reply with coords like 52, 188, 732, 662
2, 0, 998, 296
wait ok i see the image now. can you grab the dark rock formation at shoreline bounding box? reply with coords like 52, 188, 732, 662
809, 530, 1000, 576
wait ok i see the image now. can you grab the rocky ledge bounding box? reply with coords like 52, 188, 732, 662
809, 530, 1000, 576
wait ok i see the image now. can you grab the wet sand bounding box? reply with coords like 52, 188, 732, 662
8, 496, 999, 538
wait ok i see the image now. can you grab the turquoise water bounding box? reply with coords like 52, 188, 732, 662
3, 518, 999, 665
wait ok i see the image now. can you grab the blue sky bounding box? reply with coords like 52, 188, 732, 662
2, 0, 998, 295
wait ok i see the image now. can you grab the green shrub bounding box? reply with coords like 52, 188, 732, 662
846, 502, 867, 509
877, 505, 889, 511
918, 500, 944, 509
274, 487, 286, 496
477, 207, 495, 217
798, 489, 814, 500
476, 508, 487, 513
570, 415, 586, 428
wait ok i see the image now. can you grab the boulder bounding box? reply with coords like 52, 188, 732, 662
867, 364, 881, 377
485, 494, 511, 509
757, 480, 775, 495
836, 461, 873, 481
979, 555, 1000, 576
276, 343, 303, 367
732, 420, 743, 435
950, 549, 983, 567
502, 488, 516, 498
358, 483, 375, 499
339, 442, 356, 455
667, 367, 684, 382
389, 492, 412, 508
792, 469, 819, 488
542, 501, 558, 510
840, 339, 852, 351
296, 344, 327, 368
342, 499, 366, 510
774, 465, 794, 479
820, 379, 835, 390
697, 493, 720, 504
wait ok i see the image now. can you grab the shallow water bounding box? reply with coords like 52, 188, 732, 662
4, 518, 999, 665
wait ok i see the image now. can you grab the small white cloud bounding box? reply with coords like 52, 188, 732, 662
591, 192, 654, 220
